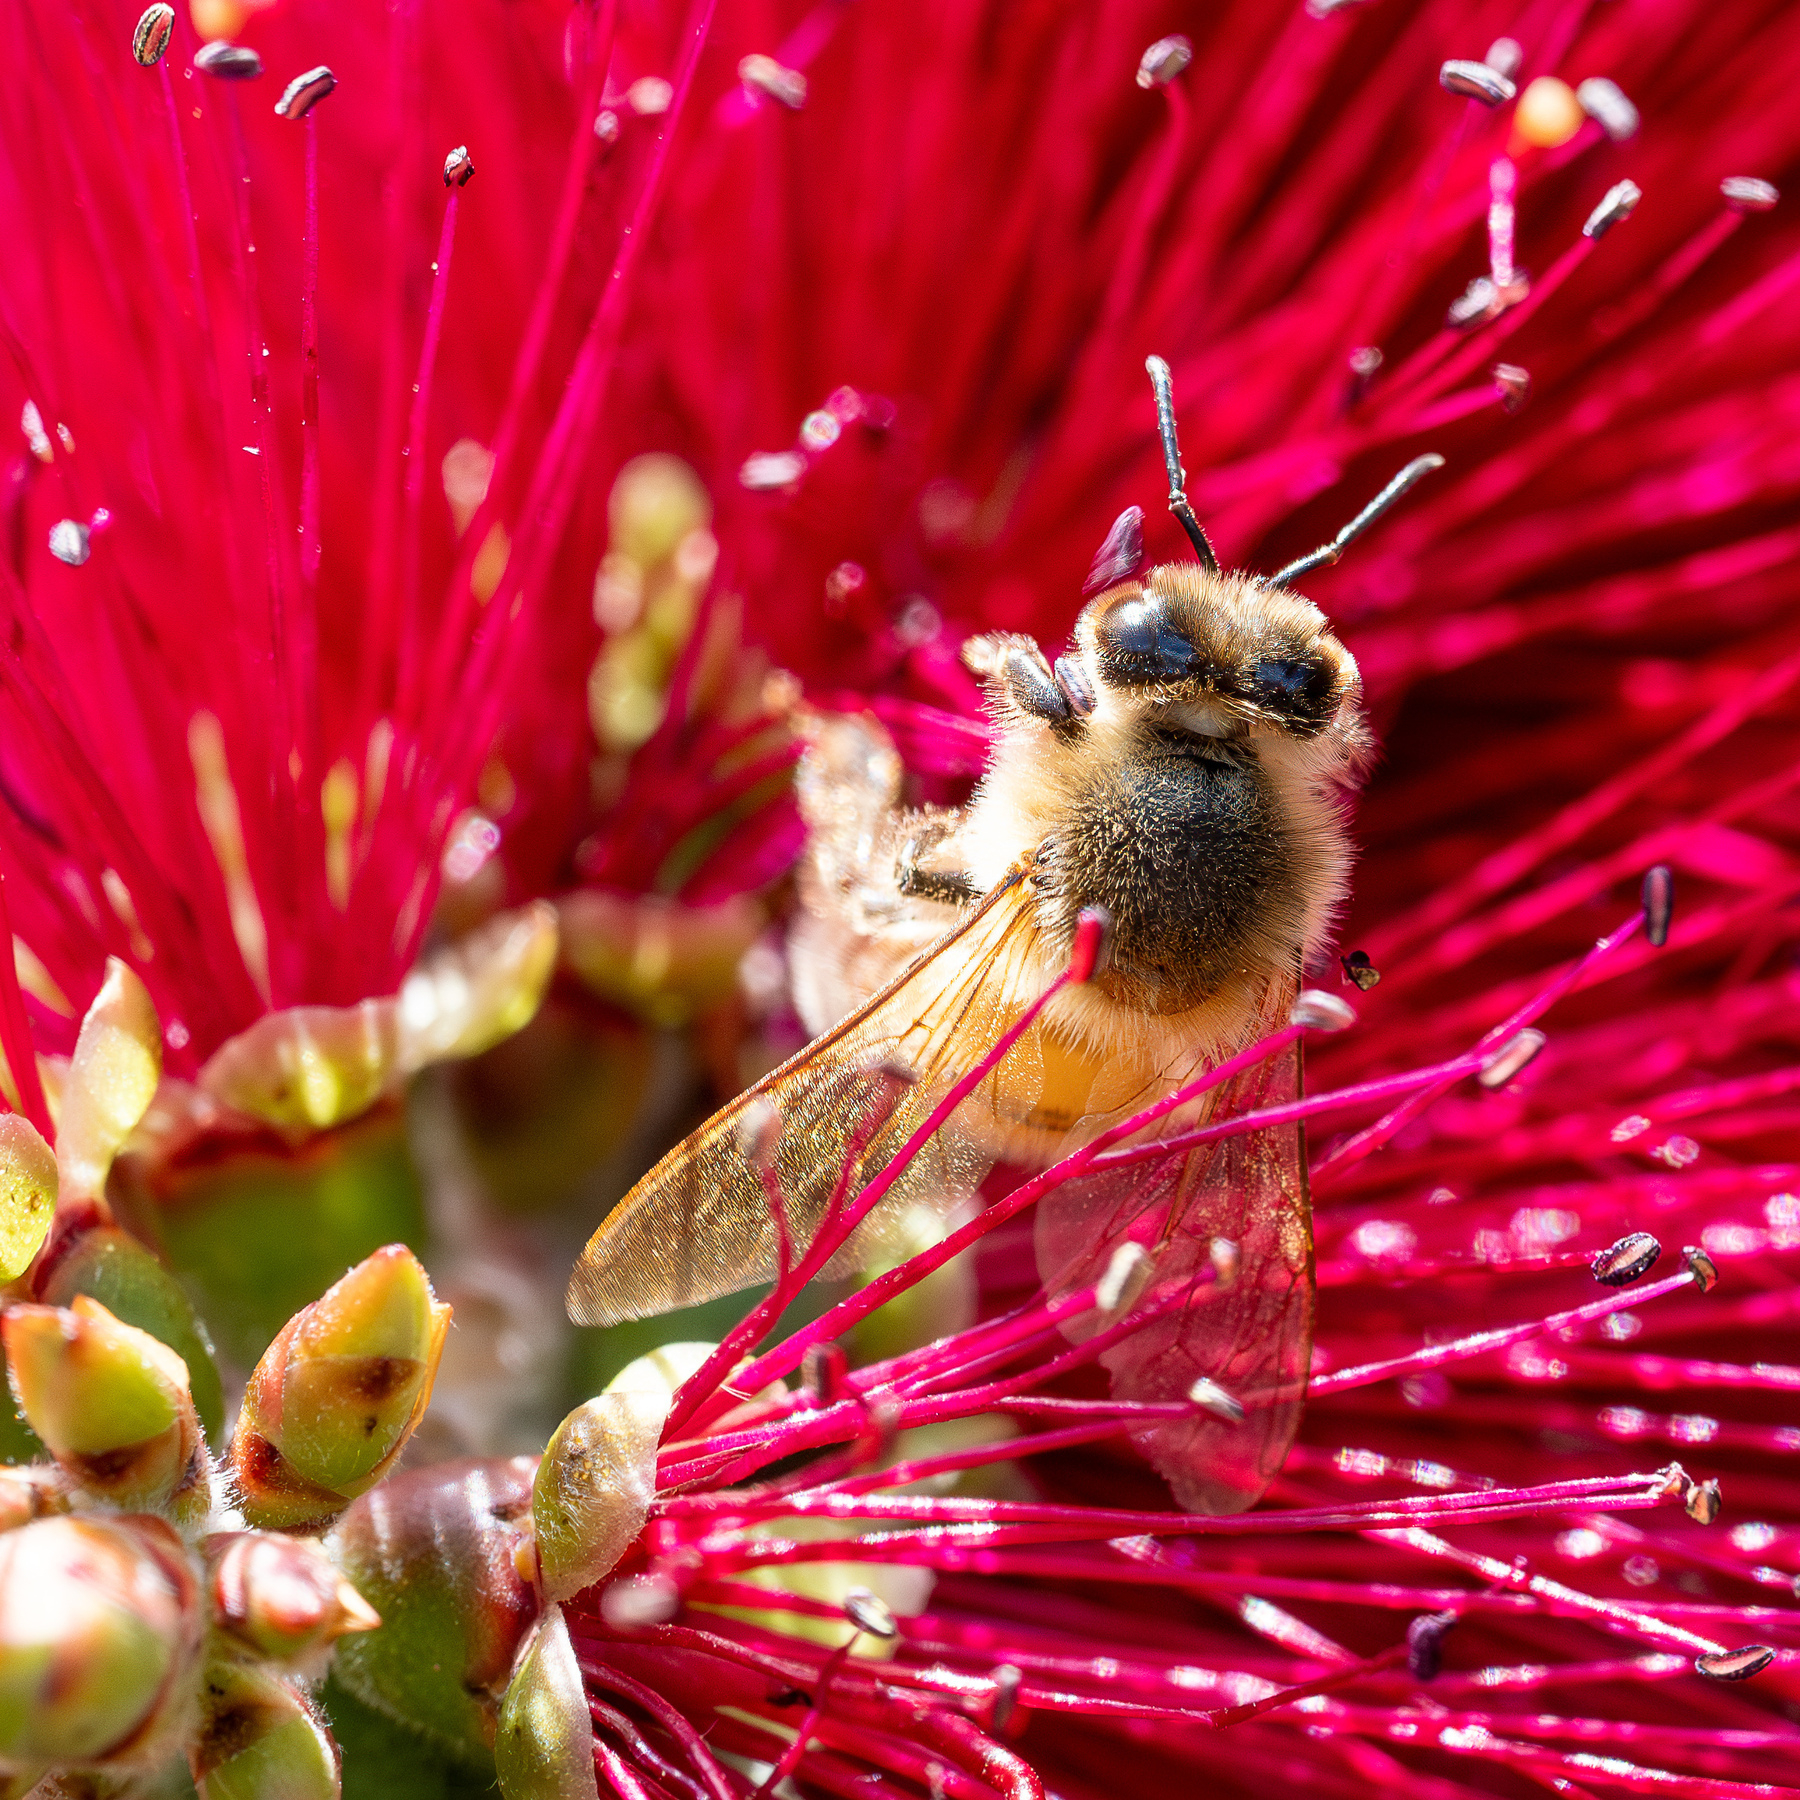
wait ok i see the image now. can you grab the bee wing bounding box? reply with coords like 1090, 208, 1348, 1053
568, 871, 1049, 1326
1033, 1000, 1311, 1516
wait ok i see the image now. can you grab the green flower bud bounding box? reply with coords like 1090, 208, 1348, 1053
0, 1116, 56, 1284
0, 1514, 200, 1770
2, 1298, 209, 1523
55, 959, 161, 1202
204, 1533, 380, 1670
198, 1003, 399, 1137
229, 1245, 450, 1532
328, 1457, 539, 1767
190, 1658, 340, 1800
556, 891, 760, 1028
532, 1386, 664, 1604
495, 1607, 597, 1800
392, 903, 558, 1069
607, 453, 712, 569
34, 1224, 225, 1440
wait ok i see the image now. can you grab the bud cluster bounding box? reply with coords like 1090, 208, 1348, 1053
0, 970, 452, 1798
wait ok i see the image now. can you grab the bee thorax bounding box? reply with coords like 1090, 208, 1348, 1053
1040, 734, 1329, 1013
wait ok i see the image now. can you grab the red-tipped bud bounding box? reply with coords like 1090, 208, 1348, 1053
0, 1514, 200, 1769
205, 1532, 380, 1669
494, 1606, 598, 1800
0, 1463, 75, 1531
532, 1390, 664, 1604
229, 1245, 450, 1531
328, 1457, 539, 1762
3, 1297, 209, 1522
189, 1658, 341, 1800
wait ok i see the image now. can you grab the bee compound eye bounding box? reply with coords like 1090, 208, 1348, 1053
1091, 592, 1200, 685
1248, 654, 1336, 723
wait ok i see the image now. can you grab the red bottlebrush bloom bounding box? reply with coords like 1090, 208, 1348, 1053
0, 0, 602, 1083
518, 1, 1800, 1794
542, 894, 1796, 1798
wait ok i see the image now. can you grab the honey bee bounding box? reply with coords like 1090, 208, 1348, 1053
570, 359, 1440, 1514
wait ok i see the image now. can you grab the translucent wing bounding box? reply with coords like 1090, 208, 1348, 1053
1033, 986, 1311, 1516
568, 872, 1051, 1326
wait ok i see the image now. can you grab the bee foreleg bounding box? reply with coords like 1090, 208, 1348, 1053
1002, 643, 1076, 727
895, 835, 981, 906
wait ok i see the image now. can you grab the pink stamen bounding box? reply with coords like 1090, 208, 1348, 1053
725, 1021, 1306, 1403
1311, 1268, 1700, 1397
394, 188, 463, 719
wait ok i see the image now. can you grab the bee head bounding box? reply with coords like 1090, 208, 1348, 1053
1075, 563, 1358, 740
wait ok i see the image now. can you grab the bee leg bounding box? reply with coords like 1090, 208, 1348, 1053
895, 833, 981, 906
1053, 654, 1097, 716
1003, 643, 1080, 734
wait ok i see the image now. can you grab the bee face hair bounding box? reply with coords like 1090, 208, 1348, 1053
1078, 564, 1360, 741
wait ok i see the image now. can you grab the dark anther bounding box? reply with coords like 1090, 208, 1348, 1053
1084, 506, 1145, 595
1439, 59, 1515, 105
1053, 655, 1097, 716
1406, 1610, 1457, 1680
275, 65, 338, 119
1004, 644, 1072, 723
1641, 864, 1674, 947
194, 40, 264, 79
1694, 1646, 1775, 1682
802, 1341, 847, 1407
1683, 1245, 1720, 1294
1340, 950, 1381, 992
1685, 1477, 1722, 1525
1591, 1232, 1661, 1287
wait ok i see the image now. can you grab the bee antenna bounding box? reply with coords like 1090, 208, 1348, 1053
1144, 355, 1219, 573
1265, 453, 1446, 588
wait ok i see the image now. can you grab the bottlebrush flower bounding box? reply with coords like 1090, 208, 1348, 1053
1, 0, 569, 1151
508, 0, 1796, 1792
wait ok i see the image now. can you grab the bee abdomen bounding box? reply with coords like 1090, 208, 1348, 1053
1054, 745, 1306, 1011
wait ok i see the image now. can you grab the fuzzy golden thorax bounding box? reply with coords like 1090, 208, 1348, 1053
964, 565, 1369, 1021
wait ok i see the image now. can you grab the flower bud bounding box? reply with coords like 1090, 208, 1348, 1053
199, 1001, 400, 1135
205, 1532, 380, 1669
394, 902, 559, 1070
56, 959, 162, 1202
3, 1297, 209, 1522
532, 1388, 663, 1604
0, 1115, 56, 1283
328, 1457, 539, 1764
0, 1463, 74, 1531
230, 1245, 450, 1531
197, 904, 556, 1133
0, 1514, 200, 1770
189, 1658, 340, 1800
34, 1223, 226, 1439
495, 1606, 598, 1800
